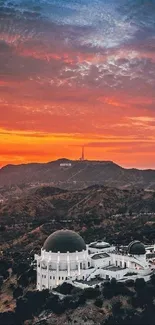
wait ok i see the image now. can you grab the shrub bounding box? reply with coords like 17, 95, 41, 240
71, 286, 83, 296
150, 274, 155, 286
134, 278, 146, 291
17, 274, 29, 287
0, 311, 17, 325
12, 262, 29, 276
82, 287, 100, 300
45, 293, 59, 310
112, 300, 122, 314
78, 294, 86, 306
0, 276, 3, 289
94, 297, 103, 308
9, 283, 15, 290
56, 282, 73, 295
125, 279, 135, 287
13, 286, 23, 299
15, 290, 49, 322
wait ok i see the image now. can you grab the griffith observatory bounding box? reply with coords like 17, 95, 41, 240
35, 229, 155, 290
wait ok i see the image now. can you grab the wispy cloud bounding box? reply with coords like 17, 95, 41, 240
0, 0, 155, 167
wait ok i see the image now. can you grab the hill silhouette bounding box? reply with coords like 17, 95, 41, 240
0, 159, 155, 190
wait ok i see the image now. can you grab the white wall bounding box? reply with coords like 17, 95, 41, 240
35, 249, 91, 290
91, 256, 111, 268
99, 268, 128, 280
88, 246, 115, 255
110, 253, 148, 270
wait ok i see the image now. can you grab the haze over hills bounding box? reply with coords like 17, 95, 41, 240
0, 159, 155, 191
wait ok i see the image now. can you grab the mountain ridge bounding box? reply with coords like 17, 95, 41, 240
0, 159, 155, 190
0, 159, 117, 170
1, 184, 155, 253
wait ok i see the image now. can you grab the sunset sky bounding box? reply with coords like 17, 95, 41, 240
0, 0, 155, 168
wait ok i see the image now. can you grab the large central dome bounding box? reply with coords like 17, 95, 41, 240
43, 229, 86, 253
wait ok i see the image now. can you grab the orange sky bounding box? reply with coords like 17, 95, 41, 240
0, 1, 155, 169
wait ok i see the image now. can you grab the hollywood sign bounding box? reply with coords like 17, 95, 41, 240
60, 163, 72, 167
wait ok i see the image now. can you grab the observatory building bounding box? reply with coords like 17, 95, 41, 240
35, 230, 155, 291
35, 230, 91, 290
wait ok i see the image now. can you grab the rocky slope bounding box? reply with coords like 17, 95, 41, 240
1, 185, 155, 256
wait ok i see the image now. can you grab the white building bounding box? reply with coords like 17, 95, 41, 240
35, 230, 91, 290
35, 230, 155, 291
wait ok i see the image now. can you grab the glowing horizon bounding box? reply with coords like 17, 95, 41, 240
0, 0, 155, 169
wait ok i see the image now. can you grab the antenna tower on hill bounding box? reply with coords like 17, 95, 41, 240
79, 146, 85, 161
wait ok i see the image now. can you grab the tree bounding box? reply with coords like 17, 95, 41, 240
12, 262, 29, 276
56, 282, 73, 295
13, 286, 23, 299
150, 274, 155, 286
0, 276, 3, 290
15, 297, 32, 322
78, 294, 86, 306
82, 287, 100, 300
125, 279, 134, 287
0, 225, 6, 231
94, 297, 103, 308
134, 278, 146, 291
26, 267, 36, 284
17, 274, 29, 287
0, 311, 17, 325
129, 209, 132, 216
0, 259, 11, 279
45, 293, 59, 310
112, 300, 122, 315
110, 278, 117, 287
15, 290, 49, 322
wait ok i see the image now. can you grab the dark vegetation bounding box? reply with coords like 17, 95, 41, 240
2, 276, 155, 324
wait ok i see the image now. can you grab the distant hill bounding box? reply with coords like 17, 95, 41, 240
0, 159, 155, 190
1, 185, 155, 255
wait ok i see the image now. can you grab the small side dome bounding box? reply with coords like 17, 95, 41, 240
43, 229, 86, 253
128, 240, 146, 255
